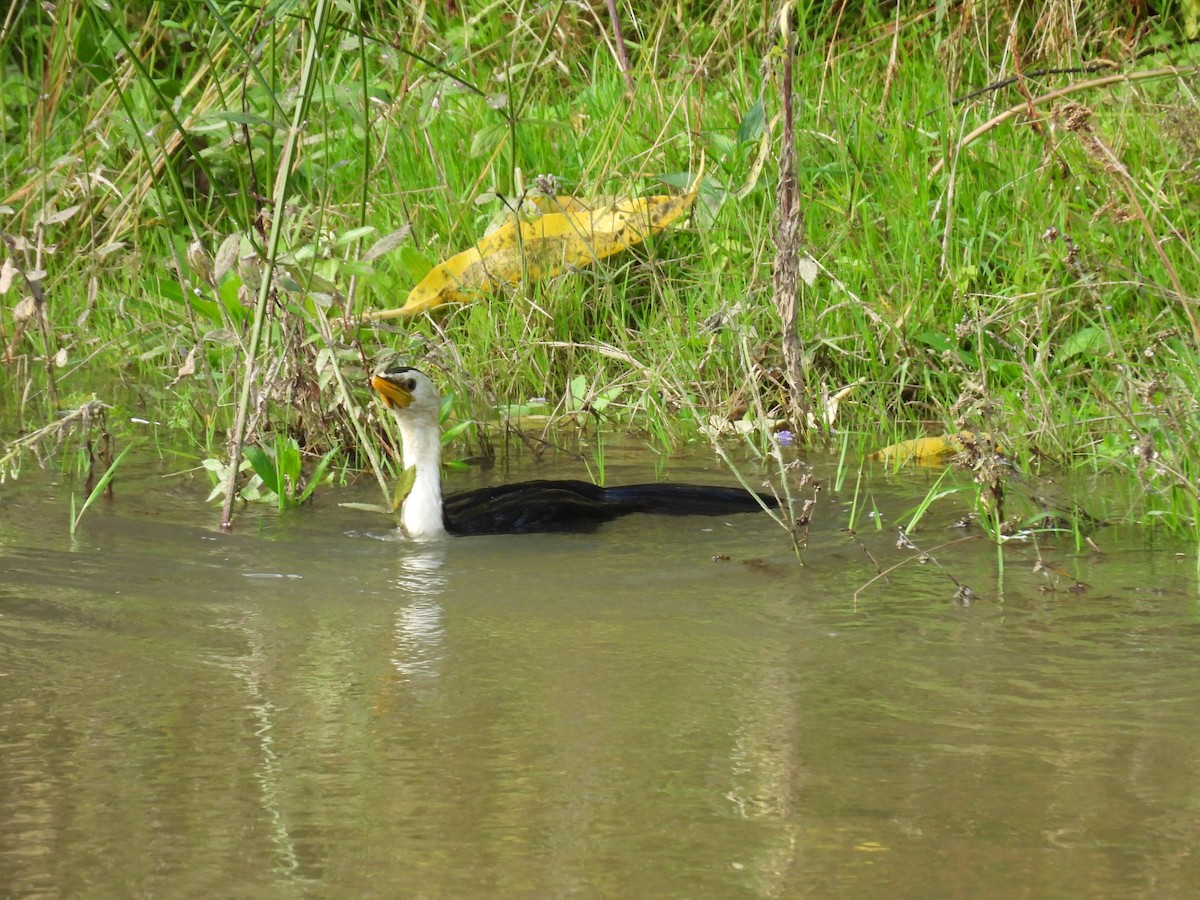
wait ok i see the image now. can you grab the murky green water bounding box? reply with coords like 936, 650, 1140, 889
2, 456, 1199, 898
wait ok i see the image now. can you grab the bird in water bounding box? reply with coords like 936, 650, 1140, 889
369, 364, 779, 539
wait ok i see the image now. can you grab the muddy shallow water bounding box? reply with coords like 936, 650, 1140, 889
2, 454, 1199, 897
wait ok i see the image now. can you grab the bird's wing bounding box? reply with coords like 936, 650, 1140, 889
444, 480, 626, 535
442, 479, 775, 536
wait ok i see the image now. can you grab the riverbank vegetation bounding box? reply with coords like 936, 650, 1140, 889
1, 1, 1198, 537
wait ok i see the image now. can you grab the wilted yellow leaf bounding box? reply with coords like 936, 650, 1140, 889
871, 431, 1006, 465
0, 258, 16, 294
368, 163, 704, 320
527, 195, 595, 217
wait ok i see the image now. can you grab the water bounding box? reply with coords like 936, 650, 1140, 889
2, 457, 1199, 897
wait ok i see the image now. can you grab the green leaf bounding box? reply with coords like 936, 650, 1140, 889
568, 375, 588, 410
187, 296, 223, 328
244, 445, 280, 495
469, 121, 507, 159
657, 172, 692, 190
737, 100, 766, 143
339, 260, 375, 278
499, 401, 548, 417
71, 442, 137, 537
1058, 326, 1108, 362
299, 446, 339, 504
197, 110, 278, 129
706, 132, 736, 160
335, 226, 376, 246
913, 331, 953, 352
441, 420, 473, 446
591, 385, 624, 413
393, 465, 417, 512
276, 437, 302, 484
149, 275, 186, 305
987, 361, 1022, 384
398, 246, 433, 283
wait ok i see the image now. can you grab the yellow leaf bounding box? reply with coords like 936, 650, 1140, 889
529, 195, 595, 216
871, 431, 1005, 465
369, 162, 704, 320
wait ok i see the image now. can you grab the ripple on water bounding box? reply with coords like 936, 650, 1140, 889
2, 461, 1200, 897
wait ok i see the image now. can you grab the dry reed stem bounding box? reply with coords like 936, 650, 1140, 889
602, 0, 635, 97
772, 3, 810, 436
1053, 101, 1200, 349
930, 65, 1199, 177
0, 399, 107, 480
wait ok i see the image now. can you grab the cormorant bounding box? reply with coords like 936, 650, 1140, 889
370, 365, 778, 539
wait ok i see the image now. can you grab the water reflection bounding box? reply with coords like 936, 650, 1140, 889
389, 545, 447, 682
726, 639, 802, 898
2, 464, 1200, 897
211, 610, 306, 883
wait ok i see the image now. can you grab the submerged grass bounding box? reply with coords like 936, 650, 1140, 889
1, 1, 1198, 543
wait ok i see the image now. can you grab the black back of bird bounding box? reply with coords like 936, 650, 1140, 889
442, 479, 777, 535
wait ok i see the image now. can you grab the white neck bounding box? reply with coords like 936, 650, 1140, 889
396, 408, 447, 540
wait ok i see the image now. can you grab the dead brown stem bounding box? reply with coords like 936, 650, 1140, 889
772, 3, 811, 437
930, 65, 1199, 177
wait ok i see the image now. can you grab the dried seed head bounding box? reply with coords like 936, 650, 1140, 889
1056, 101, 1093, 133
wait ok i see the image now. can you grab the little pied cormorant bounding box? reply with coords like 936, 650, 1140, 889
370, 365, 778, 539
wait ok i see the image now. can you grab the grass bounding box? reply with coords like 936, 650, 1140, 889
70, 440, 135, 539
1, 1, 1198, 539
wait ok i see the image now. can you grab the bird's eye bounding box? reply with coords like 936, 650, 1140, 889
403, 378, 415, 391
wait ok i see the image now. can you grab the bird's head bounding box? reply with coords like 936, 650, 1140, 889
369, 365, 441, 419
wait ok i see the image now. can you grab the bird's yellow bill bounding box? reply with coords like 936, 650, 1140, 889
370, 374, 413, 408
